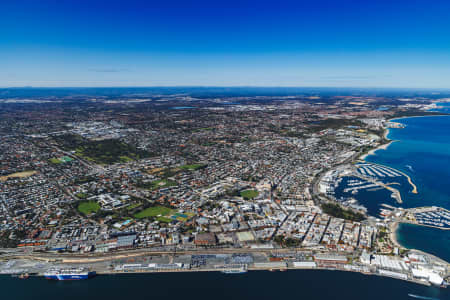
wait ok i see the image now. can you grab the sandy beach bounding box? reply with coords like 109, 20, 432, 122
359, 128, 395, 160
389, 221, 403, 249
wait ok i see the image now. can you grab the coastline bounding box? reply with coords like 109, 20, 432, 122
359, 140, 395, 160
395, 222, 450, 265
366, 115, 449, 261
2, 268, 447, 300
2, 115, 450, 289
388, 113, 450, 123
362, 118, 409, 247
97, 266, 434, 287
389, 221, 402, 249
6, 261, 434, 288
358, 127, 394, 161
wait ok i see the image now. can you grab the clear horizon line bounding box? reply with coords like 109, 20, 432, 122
1, 85, 450, 90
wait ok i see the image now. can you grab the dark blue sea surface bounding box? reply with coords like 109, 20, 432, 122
367, 116, 450, 210
365, 116, 450, 261
1, 270, 448, 300
334, 176, 400, 216
397, 223, 450, 263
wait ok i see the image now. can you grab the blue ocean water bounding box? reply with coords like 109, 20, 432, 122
397, 223, 450, 263
334, 176, 401, 216
1, 271, 448, 300
365, 116, 450, 261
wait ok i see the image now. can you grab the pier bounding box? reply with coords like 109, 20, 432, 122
351, 172, 403, 204
353, 162, 418, 197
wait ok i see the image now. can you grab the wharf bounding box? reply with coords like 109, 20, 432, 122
85, 266, 434, 288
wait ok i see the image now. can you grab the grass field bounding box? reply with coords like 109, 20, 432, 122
50, 156, 73, 164
49, 158, 62, 164
77, 201, 100, 215
138, 179, 177, 190
133, 206, 193, 223
240, 189, 259, 199
119, 155, 134, 163
0, 170, 37, 182
127, 203, 142, 210
54, 134, 152, 165
153, 179, 177, 189
321, 203, 365, 222
179, 163, 207, 170
75, 192, 88, 199
156, 216, 173, 223
134, 206, 174, 219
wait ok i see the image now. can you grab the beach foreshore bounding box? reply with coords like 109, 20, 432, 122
358, 126, 394, 160
389, 114, 450, 123
389, 221, 402, 249
358, 116, 446, 260
359, 140, 395, 160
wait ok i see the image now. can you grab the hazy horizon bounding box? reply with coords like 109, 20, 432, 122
2, 85, 450, 90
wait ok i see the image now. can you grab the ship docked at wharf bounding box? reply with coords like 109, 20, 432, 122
221, 267, 248, 274
44, 268, 96, 280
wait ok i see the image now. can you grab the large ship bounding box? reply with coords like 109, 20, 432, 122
44, 268, 96, 280
221, 267, 247, 274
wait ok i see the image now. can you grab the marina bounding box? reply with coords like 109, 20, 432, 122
410, 208, 450, 230
356, 162, 417, 195
366, 116, 450, 262
319, 162, 413, 215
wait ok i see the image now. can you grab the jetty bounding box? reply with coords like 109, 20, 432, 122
356, 162, 418, 195
351, 172, 403, 204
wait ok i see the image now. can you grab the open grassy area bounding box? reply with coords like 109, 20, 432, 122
156, 216, 173, 223
0, 170, 37, 182
51, 156, 73, 164
134, 206, 175, 219
77, 201, 100, 215
54, 134, 153, 165
137, 179, 177, 190
144, 167, 179, 178
179, 163, 207, 170
126, 203, 142, 210
133, 206, 193, 223
152, 179, 177, 189
240, 189, 259, 199
75, 192, 88, 199
119, 155, 134, 163
321, 203, 365, 222
49, 158, 62, 164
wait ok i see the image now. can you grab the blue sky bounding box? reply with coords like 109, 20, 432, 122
1, 0, 450, 88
